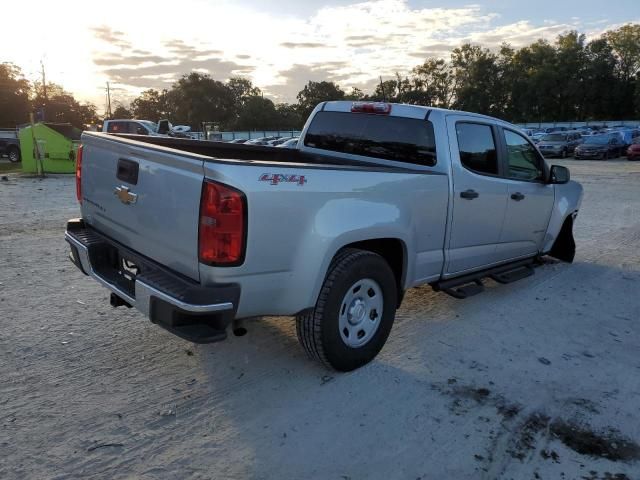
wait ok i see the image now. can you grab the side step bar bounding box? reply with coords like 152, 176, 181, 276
432, 258, 539, 300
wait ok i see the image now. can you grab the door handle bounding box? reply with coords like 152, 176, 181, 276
460, 189, 479, 200
511, 192, 525, 201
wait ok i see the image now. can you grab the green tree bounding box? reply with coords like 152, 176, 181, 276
0, 63, 31, 127
131, 89, 168, 121
233, 96, 279, 130
296, 81, 345, 119
227, 77, 261, 108
166, 72, 236, 129
274, 103, 303, 129
450, 44, 501, 116
33, 82, 98, 128
411, 58, 456, 108
112, 102, 132, 119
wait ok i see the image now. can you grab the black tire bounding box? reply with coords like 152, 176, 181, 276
7, 147, 20, 163
561, 149, 567, 159
296, 248, 398, 372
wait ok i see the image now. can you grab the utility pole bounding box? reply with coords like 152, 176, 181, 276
40, 60, 47, 102
106, 82, 112, 119
40, 60, 47, 121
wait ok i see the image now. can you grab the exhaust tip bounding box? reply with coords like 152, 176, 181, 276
233, 327, 248, 337
232, 319, 248, 337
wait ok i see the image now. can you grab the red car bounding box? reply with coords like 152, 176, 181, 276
628, 138, 640, 161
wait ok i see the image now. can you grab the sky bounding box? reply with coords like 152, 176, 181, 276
2, 0, 638, 113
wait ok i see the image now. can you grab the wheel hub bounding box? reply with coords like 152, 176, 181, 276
348, 299, 366, 325
338, 278, 384, 348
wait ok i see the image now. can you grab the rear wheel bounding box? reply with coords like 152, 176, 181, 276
296, 249, 398, 371
7, 147, 20, 163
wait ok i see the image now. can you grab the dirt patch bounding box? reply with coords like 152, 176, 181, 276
550, 420, 640, 462
508, 413, 551, 460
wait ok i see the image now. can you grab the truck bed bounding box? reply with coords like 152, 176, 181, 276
112, 133, 421, 171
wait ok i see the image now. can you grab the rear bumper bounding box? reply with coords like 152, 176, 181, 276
65, 218, 240, 343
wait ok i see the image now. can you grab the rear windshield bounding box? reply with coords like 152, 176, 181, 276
304, 111, 437, 166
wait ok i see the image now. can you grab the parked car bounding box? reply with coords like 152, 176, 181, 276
574, 134, 623, 160
0, 130, 21, 163
627, 138, 640, 161
267, 137, 293, 146
66, 101, 582, 371
537, 132, 583, 158
276, 137, 300, 149
103, 119, 160, 136
245, 136, 280, 146
531, 132, 546, 144
227, 138, 248, 144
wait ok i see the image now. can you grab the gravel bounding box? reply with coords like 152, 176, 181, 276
1, 159, 639, 479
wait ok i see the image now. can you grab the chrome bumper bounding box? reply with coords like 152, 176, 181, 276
64, 230, 234, 318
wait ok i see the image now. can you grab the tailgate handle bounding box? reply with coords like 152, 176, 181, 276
117, 158, 139, 185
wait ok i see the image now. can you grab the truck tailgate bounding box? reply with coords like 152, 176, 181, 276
80, 133, 204, 281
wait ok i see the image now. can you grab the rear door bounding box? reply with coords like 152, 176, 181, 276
495, 128, 554, 260
445, 116, 509, 274
80, 133, 205, 280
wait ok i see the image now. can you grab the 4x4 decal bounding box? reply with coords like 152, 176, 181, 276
259, 173, 307, 186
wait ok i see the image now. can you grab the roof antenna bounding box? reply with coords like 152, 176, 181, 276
379, 76, 387, 102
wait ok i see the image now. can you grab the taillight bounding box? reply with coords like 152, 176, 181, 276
351, 102, 392, 114
75, 144, 83, 203
199, 180, 246, 265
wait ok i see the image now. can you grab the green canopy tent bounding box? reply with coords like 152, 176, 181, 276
19, 123, 82, 174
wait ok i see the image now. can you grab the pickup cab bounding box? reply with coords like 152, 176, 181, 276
66, 101, 583, 371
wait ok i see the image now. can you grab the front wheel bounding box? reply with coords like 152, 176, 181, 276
7, 147, 20, 163
296, 249, 398, 371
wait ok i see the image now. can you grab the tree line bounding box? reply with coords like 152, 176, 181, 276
1, 24, 638, 131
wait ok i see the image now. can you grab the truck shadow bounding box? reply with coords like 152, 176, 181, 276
179, 258, 639, 478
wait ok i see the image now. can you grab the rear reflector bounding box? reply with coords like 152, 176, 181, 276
351, 102, 392, 114
199, 180, 246, 266
75, 144, 83, 203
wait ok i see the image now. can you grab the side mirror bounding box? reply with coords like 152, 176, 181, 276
157, 119, 170, 135
549, 165, 570, 184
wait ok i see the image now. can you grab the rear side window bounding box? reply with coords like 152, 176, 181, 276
304, 111, 437, 166
107, 121, 127, 133
456, 123, 498, 175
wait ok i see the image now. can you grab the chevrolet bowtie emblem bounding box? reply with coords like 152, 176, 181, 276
114, 185, 138, 205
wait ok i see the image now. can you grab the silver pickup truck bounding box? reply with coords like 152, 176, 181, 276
65, 101, 583, 371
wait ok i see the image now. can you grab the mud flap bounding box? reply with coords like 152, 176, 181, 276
549, 216, 576, 263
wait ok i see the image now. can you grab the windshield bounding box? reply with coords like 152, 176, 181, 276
541, 134, 566, 142
138, 120, 158, 133
584, 136, 609, 145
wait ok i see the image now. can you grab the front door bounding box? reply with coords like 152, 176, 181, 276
496, 128, 554, 260
446, 117, 509, 274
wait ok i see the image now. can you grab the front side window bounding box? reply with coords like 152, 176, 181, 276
131, 123, 148, 135
304, 111, 437, 166
456, 122, 498, 175
504, 130, 544, 181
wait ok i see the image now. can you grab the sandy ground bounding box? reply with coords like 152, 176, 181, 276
1, 159, 639, 480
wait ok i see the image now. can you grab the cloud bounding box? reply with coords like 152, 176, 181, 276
86, 0, 613, 104
91, 25, 131, 49
280, 42, 327, 48
100, 53, 252, 89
